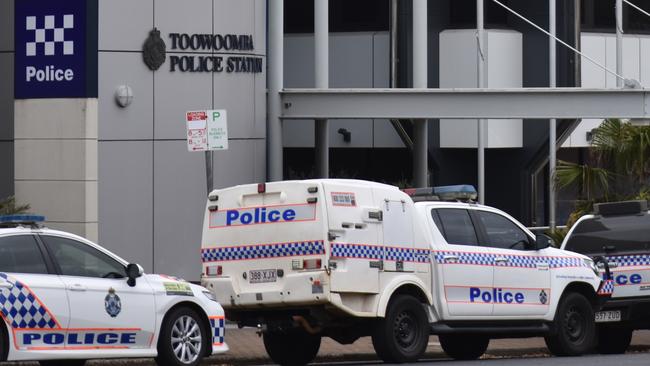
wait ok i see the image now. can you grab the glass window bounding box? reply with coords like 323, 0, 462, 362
436, 209, 479, 246
564, 214, 650, 255
477, 211, 530, 250
431, 209, 445, 236
41, 236, 126, 279
0, 235, 48, 274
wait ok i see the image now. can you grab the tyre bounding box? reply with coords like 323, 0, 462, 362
371, 295, 429, 363
439, 334, 489, 360
596, 326, 633, 354
39, 361, 86, 366
263, 330, 321, 365
155, 307, 208, 366
544, 292, 596, 356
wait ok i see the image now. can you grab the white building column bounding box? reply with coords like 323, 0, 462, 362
413, 0, 428, 188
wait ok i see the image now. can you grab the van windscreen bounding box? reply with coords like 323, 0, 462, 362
564, 214, 650, 255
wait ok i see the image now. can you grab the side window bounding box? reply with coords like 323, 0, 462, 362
476, 211, 530, 250
41, 236, 126, 279
436, 209, 479, 246
0, 235, 49, 274
430, 209, 445, 236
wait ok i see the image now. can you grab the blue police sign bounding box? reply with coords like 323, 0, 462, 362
14, 0, 96, 99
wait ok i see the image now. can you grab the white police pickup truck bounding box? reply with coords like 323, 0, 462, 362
0, 215, 227, 366
201, 179, 607, 364
561, 200, 650, 354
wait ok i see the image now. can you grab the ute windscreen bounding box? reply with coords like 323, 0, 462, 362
565, 214, 650, 255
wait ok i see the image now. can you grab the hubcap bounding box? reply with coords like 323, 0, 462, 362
394, 311, 418, 350
171, 315, 202, 364
564, 306, 585, 342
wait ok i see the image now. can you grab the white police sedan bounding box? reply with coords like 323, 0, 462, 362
0, 215, 228, 366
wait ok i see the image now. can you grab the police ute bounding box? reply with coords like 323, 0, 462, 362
561, 200, 650, 354
0, 215, 227, 366
201, 179, 608, 364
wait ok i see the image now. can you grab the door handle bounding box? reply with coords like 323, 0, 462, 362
598, 262, 618, 269
494, 257, 509, 264
68, 284, 87, 292
442, 255, 459, 262
536, 262, 550, 270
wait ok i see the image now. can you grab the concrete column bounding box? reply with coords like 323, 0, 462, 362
616, 0, 623, 88
14, 99, 98, 242
268, 0, 284, 181
314, 0, 329, 178
413, 0, 428, 188
549, 0, 557, 230
477, 0, 486, 203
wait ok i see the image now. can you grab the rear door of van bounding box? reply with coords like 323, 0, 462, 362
201, 181, 328, 304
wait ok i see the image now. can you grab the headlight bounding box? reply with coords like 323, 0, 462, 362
202, 290, 217, 302
583, 259, 599, 277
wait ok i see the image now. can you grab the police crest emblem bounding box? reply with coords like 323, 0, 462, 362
143, 28, 166, 71
539, 289, 548, 305
104, 287, 122, 318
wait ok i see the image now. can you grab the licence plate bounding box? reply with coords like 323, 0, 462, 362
595, 310, 621, 323
249, 269, 277, 284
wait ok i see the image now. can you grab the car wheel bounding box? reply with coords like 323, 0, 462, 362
544, 292, 596, 356
597, 326, 633, 354
371, 295, 429, 363
439, 334, 489, 360
263, 330, 321, 365
39, 361, 86, 366
155, 307, 208, 366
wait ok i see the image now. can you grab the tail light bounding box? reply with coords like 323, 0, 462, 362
205, 265, 223, 276
291, 259, 323, 270
258, 183, 266, 193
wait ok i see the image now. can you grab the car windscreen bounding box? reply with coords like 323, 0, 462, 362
564, 213, 650, 255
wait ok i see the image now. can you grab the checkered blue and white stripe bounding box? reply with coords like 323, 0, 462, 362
606, 254, 650, 268
201, 240, 325, 262
210, 317, 225, 345
598, 280, 615, 295
434, 251, 583, 269
25, 15, 74, 57
331, 244, 431, 263
0, 273, 57, 329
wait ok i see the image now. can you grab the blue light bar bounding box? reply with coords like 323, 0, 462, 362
434, 185, 477, 201
0, 215, 46, 225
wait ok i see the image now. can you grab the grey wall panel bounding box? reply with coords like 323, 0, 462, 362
99, 0, 153, 51
253, 0, 266, 55
0, 142, 13, 199
330, 33, 373, 88
253, 69, 266, 139
98, 52, 153, 140
154, 58, 213, 139
212, 139, 258, 189
0, 0, 13, 52
0, 54, 13, 141
155, 0, 212, 38
214, 0, 254, 39
283, 120, 314, 147
213, 72, 255, 139
253, 139, 266, 183
153, 140, 207, 281
98, 141, 153, 271
284, 35, 315, 88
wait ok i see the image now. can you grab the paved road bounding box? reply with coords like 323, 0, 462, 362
388, 353, 650, 366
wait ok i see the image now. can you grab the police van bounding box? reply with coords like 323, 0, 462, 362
201, 179, 607, 364
0, 215, 228, 366
561, 200, 650, 354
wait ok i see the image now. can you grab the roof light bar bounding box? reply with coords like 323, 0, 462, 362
403, 185, 477, 202
0, 215, 46, 227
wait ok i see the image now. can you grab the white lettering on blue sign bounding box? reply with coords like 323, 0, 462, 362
210, 204, 316, 228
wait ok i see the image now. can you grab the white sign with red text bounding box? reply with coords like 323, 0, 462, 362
186, 110, 228, 151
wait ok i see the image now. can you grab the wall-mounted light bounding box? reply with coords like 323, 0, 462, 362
115, 85, 134, 108
337, 128, 351, 143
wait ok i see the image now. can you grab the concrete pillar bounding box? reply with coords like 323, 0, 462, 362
413, 0, 428, 188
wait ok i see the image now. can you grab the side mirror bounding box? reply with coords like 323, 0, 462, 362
535, 234, 553, 250
126, 263, 143, 287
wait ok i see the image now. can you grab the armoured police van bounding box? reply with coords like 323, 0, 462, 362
201, 179, 607, 364
561, 200, 650, 354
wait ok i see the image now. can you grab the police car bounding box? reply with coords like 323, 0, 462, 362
201, 179, 607, 364
561, 200, 650, 354
0, 215, 227, 366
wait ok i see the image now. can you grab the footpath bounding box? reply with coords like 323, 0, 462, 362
204, 328, 650, 365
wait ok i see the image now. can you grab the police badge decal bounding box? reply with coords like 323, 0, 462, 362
143, 28, 166, 71
105, 287, 122, 318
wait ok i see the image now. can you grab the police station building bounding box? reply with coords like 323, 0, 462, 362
1, 0, 648, 280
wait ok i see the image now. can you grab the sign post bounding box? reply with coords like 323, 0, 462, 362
186, 110, 228, 194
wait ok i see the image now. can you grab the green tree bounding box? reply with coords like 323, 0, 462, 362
0, 196, 31, 215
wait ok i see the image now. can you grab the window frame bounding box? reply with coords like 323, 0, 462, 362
38, 234, 129, 279
0, 233, 57, 275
